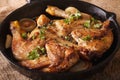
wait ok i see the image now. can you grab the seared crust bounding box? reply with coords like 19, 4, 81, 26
20, 55, 50, 69
43, 40, 79, 72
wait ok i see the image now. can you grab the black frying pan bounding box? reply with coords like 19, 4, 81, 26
0, 0, 120, 80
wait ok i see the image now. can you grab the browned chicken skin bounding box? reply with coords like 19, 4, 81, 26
10, 21, 50, 69
71, 20, 113, 60
10, 6, 113, 72
10, 21, 44, 60
43, 40, 79, 72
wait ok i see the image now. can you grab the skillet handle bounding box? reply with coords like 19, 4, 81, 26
107, 12, 120, 47
107, 12, 120, 28
107, 12, 116, 22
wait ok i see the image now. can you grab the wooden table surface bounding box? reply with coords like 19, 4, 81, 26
0, 0, 120, 80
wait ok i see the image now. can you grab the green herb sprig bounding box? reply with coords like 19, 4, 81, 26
83, 20, 91, 28
82, 35, 92, 41
39, 26, 47, 40
64, 12, 81, 24
27, 46, 46, 60
27, 49, 40, 60
21, 32, 27, 39
90, 17, 102, 29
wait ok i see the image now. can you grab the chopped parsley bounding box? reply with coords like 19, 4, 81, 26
90, 17, 102, 29
91, 17, 99, 23
73, 12, 81, 19
40, 47, 46, 54
83, 20, 91, 28
64, 12, 81, 24
94, 23, 102, 29
36, 46, 46, 54
39, 26, 46, 40
39, 29, 45, 39
82, 35, 92, 41
64, 18, 71, 24
32, 34, 36, 40
27, 49, 40, 60
39, 35, 45, 40
27, 46, 46, 60
91, 17, 96, 22
21, 32, 27, 39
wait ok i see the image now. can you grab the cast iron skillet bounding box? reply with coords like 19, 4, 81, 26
0, 0, 120, 80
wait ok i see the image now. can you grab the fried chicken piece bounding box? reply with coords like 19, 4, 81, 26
46, 5, 69, 18
10, 21, 44, 60
42, 40, 79, 72
47, 19, 90, 37
46, 6, 91, 20
20, 55, 50, 69
71, 20, 113, 60
46, 6, 92, 37
10, 21, 50, 69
